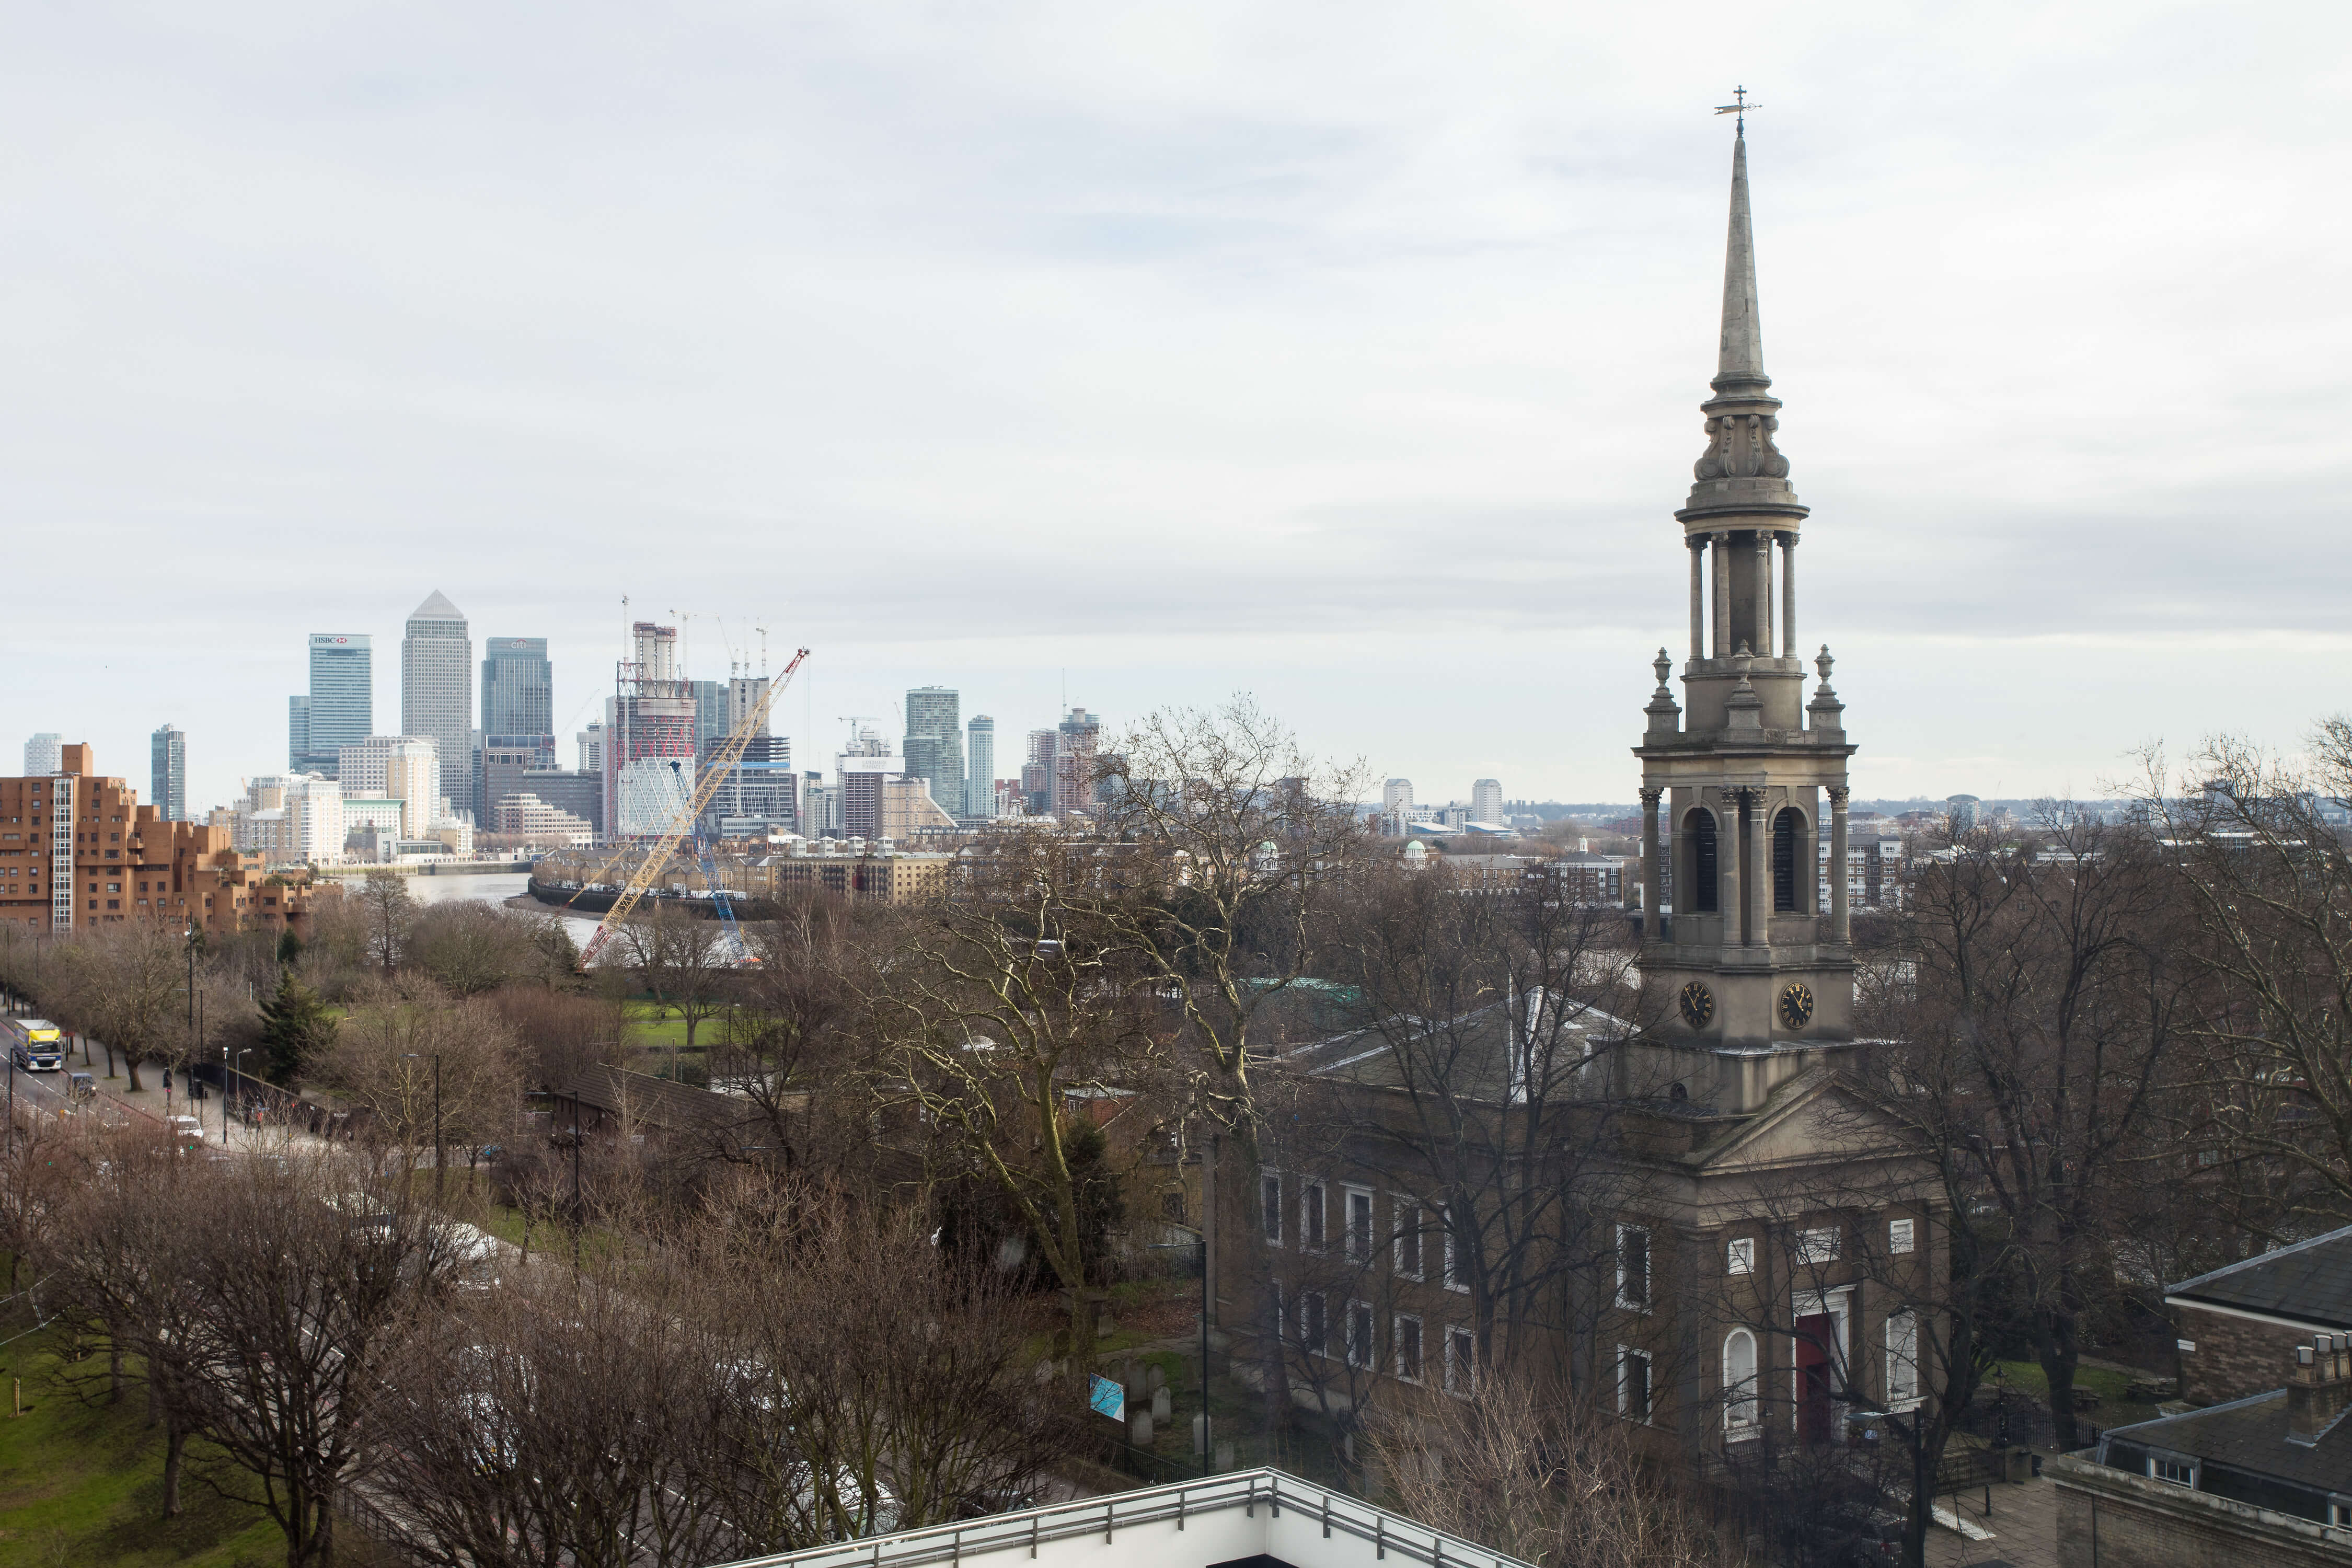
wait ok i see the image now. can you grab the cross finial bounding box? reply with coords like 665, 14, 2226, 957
1714, 85, 1759, 132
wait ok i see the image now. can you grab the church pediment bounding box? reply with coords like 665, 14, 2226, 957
1690, 1067, 1910, 1172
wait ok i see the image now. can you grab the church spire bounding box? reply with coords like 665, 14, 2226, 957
1716, 127, 1767, 393
1681, 121, 1802, 519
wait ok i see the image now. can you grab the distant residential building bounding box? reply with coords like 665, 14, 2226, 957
1471, 778, 1503, 823
21, 734, 62, 777
149, 725, 186, 822
578, 722, 604, 776
802, 775, 838, 836
691, 679, 728, 757
477, 734, 558, 826
1054, 707, 1102, 818
902, 687, 964, 816
496, 792, 596, 847
480, 637, 553, 738
1021, 730, 1055, 814
341, 798, 406, 858
1818, 837, 1905, 912
1441, 804, 1470, 829
1946, 793, 1981, 834
232, 773, 345, 867
1, 744, 320, 932
706, 734, 795, 835
297, 633, 373, 775
880, 776, 959, 841
336, 735, 435, 797
964, 716, 996, 817
518, 769, 601, 836
400, 594, 471, 808
386, 740, 438, 840
1383, 778, 1415, 814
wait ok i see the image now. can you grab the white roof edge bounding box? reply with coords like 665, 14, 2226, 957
704, 1466, 1535, 1568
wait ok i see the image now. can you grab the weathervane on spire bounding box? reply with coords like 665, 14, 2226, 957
1714, 85, 1759, 131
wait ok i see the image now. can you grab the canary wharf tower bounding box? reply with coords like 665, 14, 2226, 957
1634, 118, 1857, 1103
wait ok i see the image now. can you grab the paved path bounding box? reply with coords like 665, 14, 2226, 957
1926, 1471, 2058, 1568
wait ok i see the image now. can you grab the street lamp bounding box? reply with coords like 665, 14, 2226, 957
228, 1046, 250, 1147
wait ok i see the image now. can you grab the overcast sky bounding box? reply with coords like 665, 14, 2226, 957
5, 3, 2347, 813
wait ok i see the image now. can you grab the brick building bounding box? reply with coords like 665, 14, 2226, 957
2047, 1223, 2352, 1563
1, 743, 323, 935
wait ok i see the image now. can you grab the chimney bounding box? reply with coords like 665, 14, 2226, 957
2287, 1332, 2352, 1445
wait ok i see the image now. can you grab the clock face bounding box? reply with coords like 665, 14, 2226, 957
1678, 981, 1715, 1030
1780, 981, 1815, 1030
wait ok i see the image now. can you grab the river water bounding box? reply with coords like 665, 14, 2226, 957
401, 870, 607, 950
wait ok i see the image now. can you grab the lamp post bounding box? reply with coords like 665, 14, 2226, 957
228, 1046, 250, 1148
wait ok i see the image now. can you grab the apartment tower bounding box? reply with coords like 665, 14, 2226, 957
150, 725, 187, 822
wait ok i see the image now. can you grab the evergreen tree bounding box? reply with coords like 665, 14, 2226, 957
257, 970, 336, 1085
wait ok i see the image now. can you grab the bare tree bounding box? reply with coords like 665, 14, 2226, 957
870, 832, 1160, 1350
55, 921, 187, 1092
1366, 1371, 1739, 1568
699, 1181, 1087, 1548
618, 902, 734, 1067
403, 901, 565, 997
356, 870, 415, 976
377, 1261, 736, 1568
2140, 726, 2352, 1224
135, 1150, 462, 1567
316, 983, 524, 1179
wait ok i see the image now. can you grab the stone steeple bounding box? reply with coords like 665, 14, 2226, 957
1684, 125, 1804, 528
1631, 120, 1859, 1102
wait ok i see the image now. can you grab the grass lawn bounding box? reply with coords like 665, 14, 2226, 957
1989, 1359, 2165, 1429
0, 1327, 282, 1568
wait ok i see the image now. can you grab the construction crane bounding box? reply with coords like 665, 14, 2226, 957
574, 647, 810, 971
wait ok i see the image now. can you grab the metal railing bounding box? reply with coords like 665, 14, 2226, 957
707, 1468, 1535, 1568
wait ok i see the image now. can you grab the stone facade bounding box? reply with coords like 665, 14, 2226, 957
2050, 1453, 2352, 1568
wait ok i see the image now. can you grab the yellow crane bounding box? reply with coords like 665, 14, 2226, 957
574, 648, 809, 970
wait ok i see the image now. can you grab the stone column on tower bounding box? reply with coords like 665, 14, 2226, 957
1711, 533, 1732, 656
1746, 788, 1769, 946
1781, 536, 1798, 658
1829, 787, 1851, 944
1641, 788, 1664, 939
1688, 541, 1707, 661
1754, 532, 1774, 659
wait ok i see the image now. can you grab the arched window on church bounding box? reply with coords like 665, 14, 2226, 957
1724, 1329, 1759, 1434
1772, 808, 1803, 913
1687, 809, 1719, 913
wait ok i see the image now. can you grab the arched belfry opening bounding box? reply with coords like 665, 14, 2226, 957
1687, 808, 1719, 914
1772, 807, 1803, 913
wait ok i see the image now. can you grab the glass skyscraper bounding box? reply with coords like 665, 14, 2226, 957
150, 725, 186, 821
964, 715, 995, 817
481, 637, 554, 738
401, 593, 472, 810
903, 687, 963, 816
304, 633, 373, 775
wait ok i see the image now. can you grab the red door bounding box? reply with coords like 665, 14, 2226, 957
1795, 1314, 1837, 1444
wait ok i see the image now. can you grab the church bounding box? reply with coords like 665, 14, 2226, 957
1215, 119, 1944, 1477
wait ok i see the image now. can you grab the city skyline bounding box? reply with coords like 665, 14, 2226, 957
6, 11, 2349, 812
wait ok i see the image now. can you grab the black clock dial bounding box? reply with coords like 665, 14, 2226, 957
1678, 981, 1715, 1029
1779, 981, 1815, 1029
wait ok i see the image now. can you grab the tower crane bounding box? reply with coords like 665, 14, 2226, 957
573, 647, 810, 971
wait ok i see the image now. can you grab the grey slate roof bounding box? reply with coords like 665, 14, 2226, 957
2101, 1389, 2352, 1494
2166, 1223, 2352, 1331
